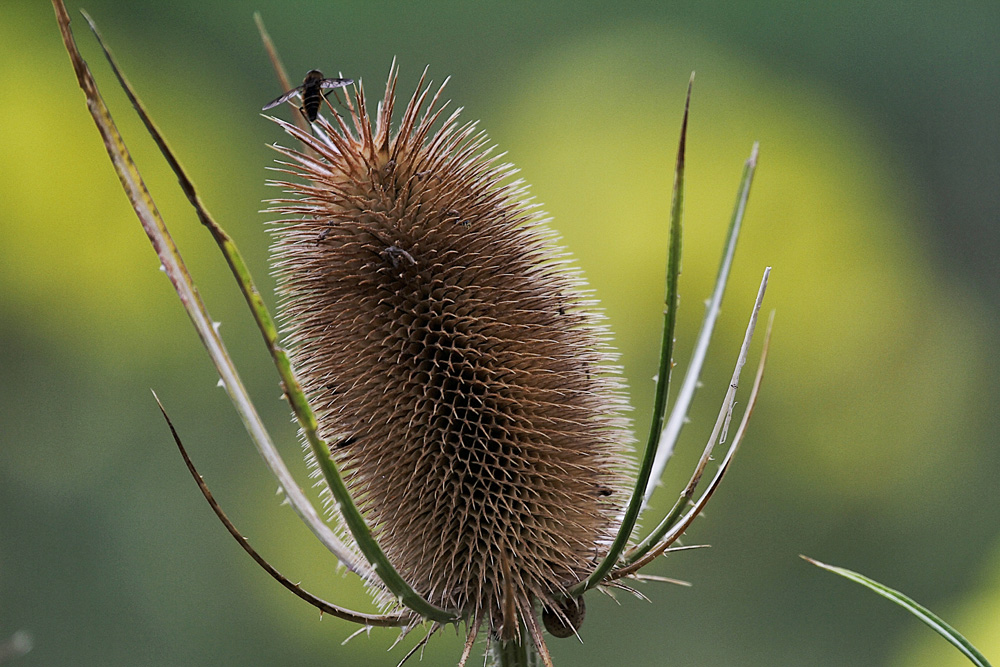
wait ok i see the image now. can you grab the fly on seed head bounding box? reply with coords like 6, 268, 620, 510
261, 69, 352, 122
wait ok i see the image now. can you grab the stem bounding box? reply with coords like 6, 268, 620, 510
488, 636, 541, 667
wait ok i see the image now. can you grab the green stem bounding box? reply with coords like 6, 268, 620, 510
488, 637, 540, 667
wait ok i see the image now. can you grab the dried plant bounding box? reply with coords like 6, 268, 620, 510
270, 64, 637, 639
54, 2, 771, 665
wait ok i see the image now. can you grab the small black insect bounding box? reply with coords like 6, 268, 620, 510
262, 69, 352, 122
332, 435, 358, 450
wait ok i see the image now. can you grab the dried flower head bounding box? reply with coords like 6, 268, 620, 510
267, 65, 635, 642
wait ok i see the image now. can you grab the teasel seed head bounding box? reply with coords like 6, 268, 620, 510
267, 64, 635, 640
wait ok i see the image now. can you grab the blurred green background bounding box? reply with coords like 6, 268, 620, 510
3, 1, 999, 665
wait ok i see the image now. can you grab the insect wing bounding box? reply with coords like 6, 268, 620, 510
319, 77, 353, 90
261, 87, 302, 111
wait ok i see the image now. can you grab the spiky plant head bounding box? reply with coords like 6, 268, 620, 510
267, 64, 634, 640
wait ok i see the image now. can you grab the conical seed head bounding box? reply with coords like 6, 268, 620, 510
268, 65, 634, 636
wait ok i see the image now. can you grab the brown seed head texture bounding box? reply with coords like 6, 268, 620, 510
268, 66, 634, 637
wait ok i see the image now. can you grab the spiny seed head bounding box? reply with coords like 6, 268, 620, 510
267, 64, 634, 638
